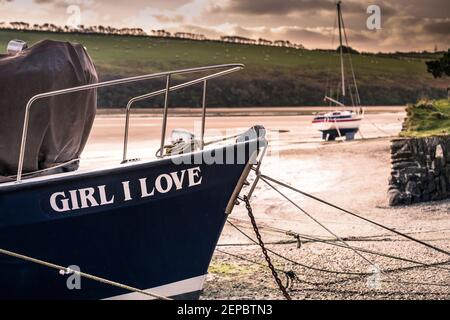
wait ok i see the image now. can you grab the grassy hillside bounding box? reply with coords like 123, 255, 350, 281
0, 29, 447, 107
402, 99, 450, 137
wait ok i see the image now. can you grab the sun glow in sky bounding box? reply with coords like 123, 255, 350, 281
0, 0, 449, 52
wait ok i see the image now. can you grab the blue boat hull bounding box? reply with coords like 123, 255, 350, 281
0, 141, 260, 299
321, 128, 359, 141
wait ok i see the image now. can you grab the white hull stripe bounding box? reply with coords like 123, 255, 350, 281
104, 275, 206, 300
313, 121, 361, 131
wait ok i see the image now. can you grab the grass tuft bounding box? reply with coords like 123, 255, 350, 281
401, 99, 450, 137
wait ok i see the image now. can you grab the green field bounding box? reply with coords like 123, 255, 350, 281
0, 29, 447, 107
402, 99, 450, 137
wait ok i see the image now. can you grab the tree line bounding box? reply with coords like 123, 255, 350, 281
2, 22, 304, 49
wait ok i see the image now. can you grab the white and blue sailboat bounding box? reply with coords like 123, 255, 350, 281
312, 1, 364, 141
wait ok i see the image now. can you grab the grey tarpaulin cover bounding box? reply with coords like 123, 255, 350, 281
0, 40, 98, 181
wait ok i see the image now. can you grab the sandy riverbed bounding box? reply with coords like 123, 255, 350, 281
83, 109, 450, 300
204, 136, 450, 300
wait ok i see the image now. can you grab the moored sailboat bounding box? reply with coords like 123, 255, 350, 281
312, 1, 364, 141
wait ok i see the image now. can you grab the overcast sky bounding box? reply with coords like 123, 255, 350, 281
0, 0, 449, 52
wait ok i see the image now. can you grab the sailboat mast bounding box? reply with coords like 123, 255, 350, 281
337, 1, 345, 97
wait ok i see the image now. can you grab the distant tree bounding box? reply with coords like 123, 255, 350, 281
427, 49, 450, 98
426, 49, 450, 78
337, 45, 359, 54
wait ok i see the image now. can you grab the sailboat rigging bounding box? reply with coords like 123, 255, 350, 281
312, 1, 364, 141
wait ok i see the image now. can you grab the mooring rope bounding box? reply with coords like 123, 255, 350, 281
157, 132, 243, 158
260, 177, 450, 276
259, 174, 450, 257
292, 233, 450, 272
216, 248, 450, 290
0, 248, 171, 300
258, 175, 450, 289
229, 216, 450, 240
258, 178, 436, 292
227, 217, 450, 272
228, 220, 369, 276
225, 221, 450, 288
365, 117, 395, 137
261, 177, 385, 274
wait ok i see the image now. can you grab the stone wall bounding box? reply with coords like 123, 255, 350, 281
389, 136, 450, 206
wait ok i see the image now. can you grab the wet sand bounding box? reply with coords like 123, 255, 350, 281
83, 109, 450, 300
82, 110, 405, 168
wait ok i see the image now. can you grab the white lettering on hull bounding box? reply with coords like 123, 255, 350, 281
49, 167, 203, 213
122, 181, 132, 201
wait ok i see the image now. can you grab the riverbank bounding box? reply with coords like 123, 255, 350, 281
97, 106, 406, 117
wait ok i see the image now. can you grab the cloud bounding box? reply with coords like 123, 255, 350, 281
153, 14, 184, 24
212, 0, 367, 16
423, 19, 450, 35
369, 15, 450, 52
391, 0, 450, 19
1, 0, 449, 52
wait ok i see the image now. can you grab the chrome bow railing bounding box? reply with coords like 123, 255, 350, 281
16, 63, 244, 182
